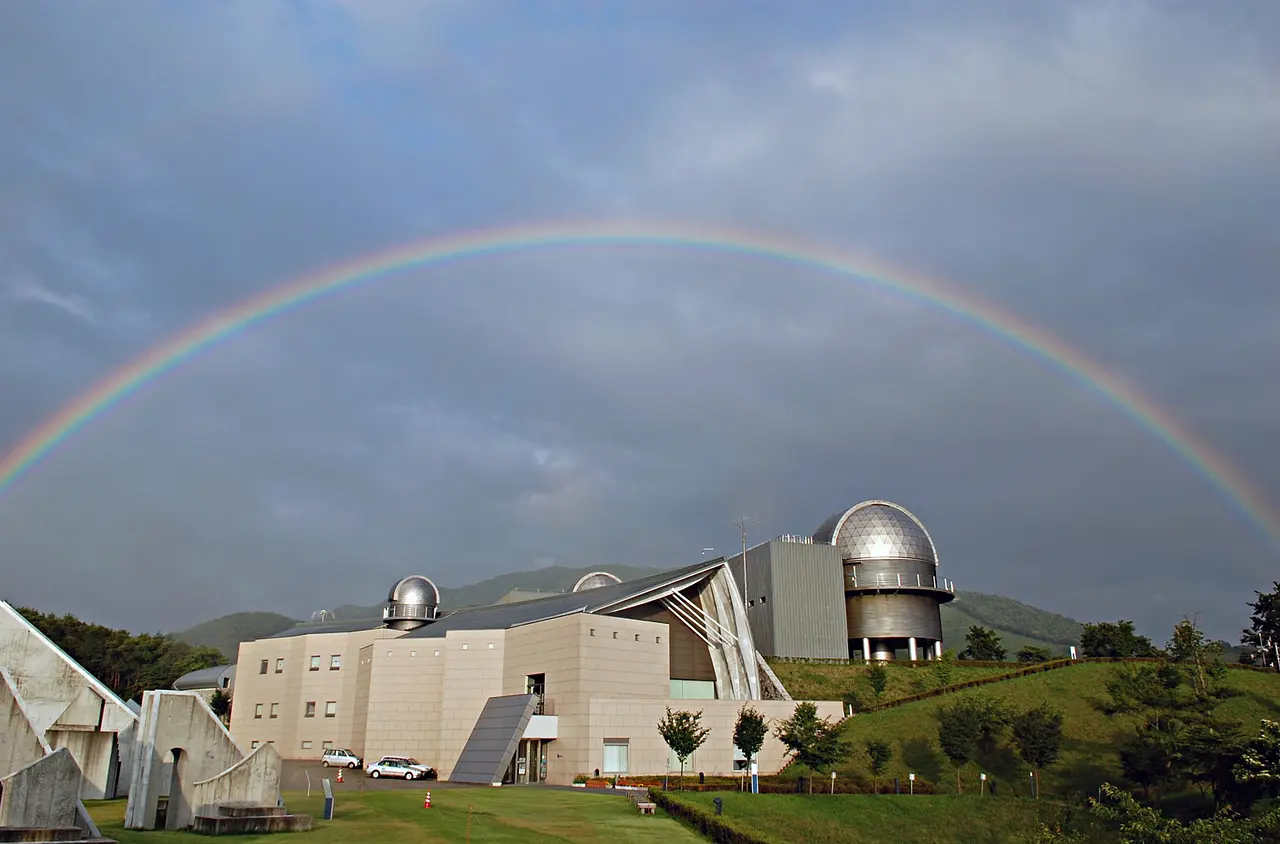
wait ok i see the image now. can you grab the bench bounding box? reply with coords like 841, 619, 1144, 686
636, 802, 656, 815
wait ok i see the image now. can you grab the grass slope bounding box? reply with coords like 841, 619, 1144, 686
88, 787, 702, 844
948, 592, 1084, 645
826, 662, 1280, 799
176, 612, 299, 661
671, 792, 1057, 844
768, 659, 1013, 704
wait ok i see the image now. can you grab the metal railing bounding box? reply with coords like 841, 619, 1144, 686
532, 695, 554, 716
847, 572, 955, 592
775, 534, 815, 544
382, 604, 438, 622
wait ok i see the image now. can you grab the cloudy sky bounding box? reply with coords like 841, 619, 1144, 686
1, 1, 1276, 641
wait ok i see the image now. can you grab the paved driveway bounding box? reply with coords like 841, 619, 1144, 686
280, 759, 442, 793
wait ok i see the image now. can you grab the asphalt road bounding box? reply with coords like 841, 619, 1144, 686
280, 759, 443, 793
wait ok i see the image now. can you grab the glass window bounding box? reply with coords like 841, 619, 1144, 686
251, 741, 260, 749
304, 701, 316, 718
330, 654, 341, 670
254, 704, 263, 719
309, 655, 321, 671
269, 703, 279, 719
301, 740, 313, 750
325, 701, 337, 718
322, 741, 334, 750
603, 740, 630, 774
275, 658, 284, 673
259, 660, 268, 674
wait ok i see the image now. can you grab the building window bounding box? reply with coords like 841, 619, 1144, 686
275, 658, 284, 674
612, 632, 618, 639
590, 628, 596, 637
304, 701, 316, 718
309, 655, 321, 671
656, 636, 662, 644
269, 703, 279, 719
259, 660, 268, 675
603, 740, 630, 774
409, 651, 417, 658
301, 740, 313, 750
760, 596, 767, 604
221, 678, 230, 689
634, 634, 640, 642
254, 704, 263, 719
322, 741, 334, 750
461, 644, 468, 650
325, 701, 337, 718
251, 741, 260, 749
330, 654, 341, 670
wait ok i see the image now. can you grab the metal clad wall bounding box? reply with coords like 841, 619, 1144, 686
846, 593, 944, 640
768, 542, 847, 659
450, 694, 538, 784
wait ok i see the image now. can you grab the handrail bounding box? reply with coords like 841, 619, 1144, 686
847, 572, 954, 592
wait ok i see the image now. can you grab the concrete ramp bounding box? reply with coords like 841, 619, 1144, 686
448, 694, 538, 785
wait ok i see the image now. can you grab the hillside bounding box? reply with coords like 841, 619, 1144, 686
176, 611, 302, 661
818, 661, 1280, 798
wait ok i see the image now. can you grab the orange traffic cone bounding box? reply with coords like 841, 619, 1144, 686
335, 769, 344, 784
423, 791, 432, 809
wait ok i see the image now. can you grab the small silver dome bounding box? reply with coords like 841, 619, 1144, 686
814, 501, 938, 564
387, 575, 440, 607
572, 571, 621, 592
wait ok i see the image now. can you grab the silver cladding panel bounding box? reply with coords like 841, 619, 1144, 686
815, 502, 937, 563
731, 540, 846, 660
846, 592, 945, 640
449, 693, 539, 784
387, 574, 441, 607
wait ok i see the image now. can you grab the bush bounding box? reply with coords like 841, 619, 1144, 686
648, 789, 770, 844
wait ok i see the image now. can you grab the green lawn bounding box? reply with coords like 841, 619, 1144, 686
670, 792, 1058, 844
827, 663, 1280, 799
767, 658, 1013, 704
86, 788, 704, 844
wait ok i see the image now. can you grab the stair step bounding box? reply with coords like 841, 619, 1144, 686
216, 804, 288, 818
0, 828, 90, 843
191, 813, 312, 836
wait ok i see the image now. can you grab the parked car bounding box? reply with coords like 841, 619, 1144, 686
365, 756, 436, 780
320, 749, 363, 768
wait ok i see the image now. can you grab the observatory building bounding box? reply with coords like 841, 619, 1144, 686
730, 500, 954, 661
183, 499, 951, 785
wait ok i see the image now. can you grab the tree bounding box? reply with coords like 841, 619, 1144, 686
1033, 783, 1280, 843
1016, 645, 1054, 664
1080, 620, 1157, 658
1167, 617, 1228, 699
936, 698, 983, 792
864, 738, 894, 793
657, 708, 711, 788
1235, 719, 1280, 798
866, 663, 889, 703
960, 625, 1007, 661
773, 702, 850, 793
1010, 702, 1064, 797
733, 705, 768, 785
1241, 582, 1280, 671
209, 688, 233, 724
933, 650, 957, 687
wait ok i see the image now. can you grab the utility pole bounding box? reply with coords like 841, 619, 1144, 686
734, 516, 755, 611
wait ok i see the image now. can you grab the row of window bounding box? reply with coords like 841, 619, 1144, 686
249, 739, 338, 751
589, 629, 662, 643
253, 701, 338, 719
258, 654, 343, 674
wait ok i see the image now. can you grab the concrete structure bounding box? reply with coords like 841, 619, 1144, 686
0, 601, 138, 800
124, 690, 285, 831
728, 501, 957, 662
225, 559, 843, 784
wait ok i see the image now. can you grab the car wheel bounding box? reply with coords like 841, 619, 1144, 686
404, 771, 415, 781
348, 762, 357, 768
322, 760, 330, 767
371, 770, 380, 778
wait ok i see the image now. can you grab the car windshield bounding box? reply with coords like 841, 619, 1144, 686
403, 758, 421, 766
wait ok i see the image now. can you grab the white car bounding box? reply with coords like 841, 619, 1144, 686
320, 749, 362, 768
366, 756, 436, 780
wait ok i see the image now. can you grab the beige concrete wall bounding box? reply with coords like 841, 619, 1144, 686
230, 628, 400, 759
584, 698, 844, 780
0, 667, 50, 779
191, 742, 283, 819
0, 746, 83, 831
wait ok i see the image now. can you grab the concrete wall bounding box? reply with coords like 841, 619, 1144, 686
0, 746, 82, 830
0, 602, 137, 799
124, 691, 245, 830
585, 698, 844, 778
0, 667, 49, 779
191, 742, 282, 819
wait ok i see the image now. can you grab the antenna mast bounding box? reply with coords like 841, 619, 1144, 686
734, 515, 756, 611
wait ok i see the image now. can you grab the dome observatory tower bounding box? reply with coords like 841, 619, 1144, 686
382, 575, 441, 631
813, 501, 955, 662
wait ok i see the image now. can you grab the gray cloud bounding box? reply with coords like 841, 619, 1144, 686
0, 1, 1276, 643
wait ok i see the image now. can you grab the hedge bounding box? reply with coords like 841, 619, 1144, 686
648, 788, 770, 844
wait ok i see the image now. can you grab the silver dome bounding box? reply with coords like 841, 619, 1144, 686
387, 575, 440, 607
572, 571, 621, 592
814, 501, 938, 563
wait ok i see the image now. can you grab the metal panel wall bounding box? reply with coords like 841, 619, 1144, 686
846, 593, 944, 640
767, 542, 847, 659
729, 543, 777, 657
449, 694, 539, 785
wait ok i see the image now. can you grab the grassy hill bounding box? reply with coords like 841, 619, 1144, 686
801, 661, 1280, 799
176, 612, 301, 662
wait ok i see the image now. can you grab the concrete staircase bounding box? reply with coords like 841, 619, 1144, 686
191, 803, 312, 836
0, 828, 114, 843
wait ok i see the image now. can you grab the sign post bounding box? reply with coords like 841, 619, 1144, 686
979, 773, 987, 797
750, 761, 759, 794
908, 772, 915, 795
321, 778, 334, 821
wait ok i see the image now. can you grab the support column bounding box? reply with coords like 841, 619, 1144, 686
862, 638, 872, 663
934, 641, 943, 660
908, 637, 918, 661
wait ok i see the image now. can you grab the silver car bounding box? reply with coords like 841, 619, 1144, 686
366, 756, 436, 780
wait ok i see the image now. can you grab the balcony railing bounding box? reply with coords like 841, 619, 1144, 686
382, 604, 439, 622
531, 695, 554, 716
848, 572, 955, 593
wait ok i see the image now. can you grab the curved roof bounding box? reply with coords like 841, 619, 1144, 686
572, 571, 621, 592
814, 500, 938, 563
173, 663, 237, 691
387, 575, 440, 607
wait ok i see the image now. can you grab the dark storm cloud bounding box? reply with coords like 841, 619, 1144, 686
0, 1, 1276, 642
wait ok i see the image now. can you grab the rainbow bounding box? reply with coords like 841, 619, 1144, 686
1, 221, 1277, 550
